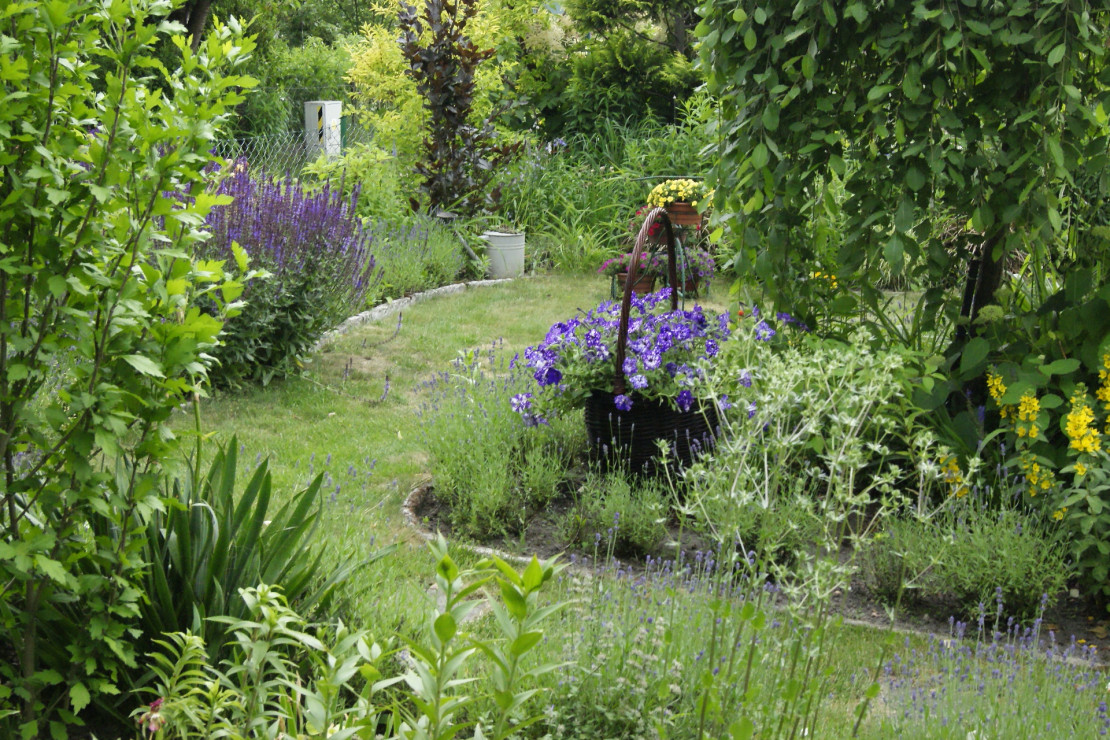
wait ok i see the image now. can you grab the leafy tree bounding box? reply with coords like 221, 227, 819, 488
569, 0, 698, 57
398, 0, 521, 215
0, 0, 253, 733
697, 0, 1109, 374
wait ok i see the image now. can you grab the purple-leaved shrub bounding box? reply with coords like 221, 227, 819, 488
198, 163, 380, 386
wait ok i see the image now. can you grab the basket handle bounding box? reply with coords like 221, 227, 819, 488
614, 207, 679, 396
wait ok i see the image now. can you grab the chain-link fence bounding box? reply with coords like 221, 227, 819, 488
212, 117, 374, 177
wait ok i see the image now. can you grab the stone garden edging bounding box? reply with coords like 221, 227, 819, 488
315, 278, 516, 350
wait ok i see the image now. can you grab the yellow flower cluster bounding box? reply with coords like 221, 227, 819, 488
1076, 461, 1089, 477
986, 372, 1015, 420
1052, 507, 1068, 521
940, 455, 969, 498
1016, 391, 1040, 438
1019, 454, 1054, 494
1065, 389, 1101, 455
1097, 354, 1110, 430
810, 270, 839, 289
647, 179, 705, 209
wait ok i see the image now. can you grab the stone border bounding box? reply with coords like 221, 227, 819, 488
315, 278, 516, 350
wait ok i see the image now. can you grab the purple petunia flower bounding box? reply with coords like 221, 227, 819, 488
630, 374, 649, 390
614, 394, 633, 411
754, 320, 775, 341
511, 393, 533, 413
622, 357, 637, 375
677, 390, 694, 412
535, 366, 562, 386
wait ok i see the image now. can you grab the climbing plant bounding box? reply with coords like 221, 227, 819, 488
697, 0, 1110, 348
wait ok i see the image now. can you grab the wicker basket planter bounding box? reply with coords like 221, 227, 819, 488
584, 390, 718, 474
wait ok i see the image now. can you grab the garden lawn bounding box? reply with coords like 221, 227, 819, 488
186, 275, 726, 628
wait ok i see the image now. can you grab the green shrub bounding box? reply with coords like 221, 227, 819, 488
366, 218, 466, 304
0, 5, 252, 734
303, 142, 410, 222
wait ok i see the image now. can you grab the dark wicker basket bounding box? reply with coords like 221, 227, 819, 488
584, 206, 719, 474
584, 391, 718, 474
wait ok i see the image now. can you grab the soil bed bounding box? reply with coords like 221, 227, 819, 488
408, 483, 1110, 663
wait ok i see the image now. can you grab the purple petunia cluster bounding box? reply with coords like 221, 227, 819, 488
516, 288, 731, 418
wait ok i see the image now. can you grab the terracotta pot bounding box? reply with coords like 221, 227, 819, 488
665, 201, 702, 228
615, 271, 656, 295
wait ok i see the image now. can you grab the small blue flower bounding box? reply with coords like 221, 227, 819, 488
717, 394, 732, 411
630, 374, 649, 390
705, 338, 719, 357
754, 320, 775, 341
614, 394, 633, 411
677, 390, 694, 412
739, 369, 753, 387
747, 401, 757, 419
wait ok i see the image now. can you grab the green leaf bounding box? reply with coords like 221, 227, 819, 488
751, 143, 769, 169
434, 612, 457, 644
1047, 43, 1065, 67
509, 630, 543, 656
959, 338, 991, 376
744, 28, 756, 50
905, 167, 926, 191
884, 234, 904, 273
1039, 358, 1080, 376
971, 204, 994, 232
762, 105, 779, 132
730, 717, 755, 740
122, 354, 165, 378
894, 199, 915, 233
821, 0, 836, 26
828, 154, 845, 176
500, 578, 528, 620
522, 557, 543, 591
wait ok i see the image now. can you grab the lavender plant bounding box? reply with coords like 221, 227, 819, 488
874, 599, 1108, 738
366, 218, 465, 305
417, 344, 583, 538
198, 163, 380, 386
534, 538, 862, 739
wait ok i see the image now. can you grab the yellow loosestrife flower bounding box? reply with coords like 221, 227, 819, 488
1075, 461, 1088, 477
1052, 507, 1068, 521
940, 455, 969, 498
1065, 390, 1101, 455
986, 372, 1006, 402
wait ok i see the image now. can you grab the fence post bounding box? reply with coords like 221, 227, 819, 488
304, 101, 342, 160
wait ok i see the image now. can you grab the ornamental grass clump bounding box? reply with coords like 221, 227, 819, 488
514, 287, 730, 420
198, 162, 380, 386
